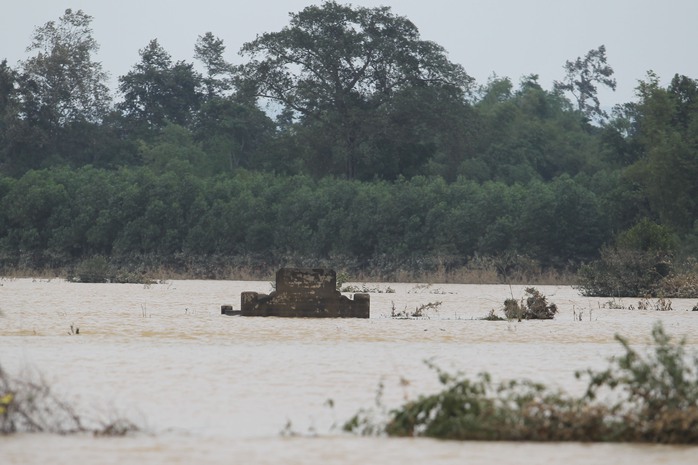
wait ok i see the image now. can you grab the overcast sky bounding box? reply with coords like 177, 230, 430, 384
2, 0, 697, 107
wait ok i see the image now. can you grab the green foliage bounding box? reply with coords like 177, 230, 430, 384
194, 32, 233, 98
346, 323, 698, 443
192, 97, 275, 173
472, 77, 602, 183
1, 5, 697, 274
117, 39, 203, 133
577, 246, 671, 297
20, 8, 111, 126
0, 167, 614, 273
238, 1, 472, 179
615, 218, 676, 252
74, 255, 109, 283
575, 219, 692, 297
1, 9, 115, 175
623, 73, 698, 232
139, 123, 209, 176
553, 45, 617, 121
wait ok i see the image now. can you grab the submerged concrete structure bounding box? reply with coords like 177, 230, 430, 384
223, 268, 369, 318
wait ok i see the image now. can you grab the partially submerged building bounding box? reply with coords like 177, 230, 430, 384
222, 268, 370, 318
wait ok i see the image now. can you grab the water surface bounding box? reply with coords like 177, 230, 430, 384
1, 279, 697, 464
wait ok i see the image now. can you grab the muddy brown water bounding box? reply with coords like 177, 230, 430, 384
1, 278, 697, 464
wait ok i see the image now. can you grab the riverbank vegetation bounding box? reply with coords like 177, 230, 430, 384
344, 323, 698, 443
1, 4, 697, 295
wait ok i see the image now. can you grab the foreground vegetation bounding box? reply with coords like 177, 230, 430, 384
345, 323, 698, 443
0, 363, 138, 436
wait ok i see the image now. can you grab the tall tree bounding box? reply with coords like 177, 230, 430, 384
625, 73, 698, 231
118, 39, 202, 133
0, 60, 18, 115
2, 10, 112, 174
194, 32, 233, 99
0, 60, 20, 173
193, 97, 275, 173
237, 1, 472, 178
20, 9, 111, 126
554, 45, 616, 121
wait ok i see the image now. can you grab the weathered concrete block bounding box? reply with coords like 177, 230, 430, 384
221, 304, 240, 316
239, 268, 369, 318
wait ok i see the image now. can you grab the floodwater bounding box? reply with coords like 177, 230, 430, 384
1, 278, 697, 464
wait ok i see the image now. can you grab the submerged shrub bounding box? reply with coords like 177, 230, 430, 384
577, 247, 671, 297
69, 255, 156, 284
575, 220, 696, 298
0, 363, 139, 436
657, 273, 698, 299
345, 323, 698, 443
502, 287, 557, 320
577, 247, 698, 298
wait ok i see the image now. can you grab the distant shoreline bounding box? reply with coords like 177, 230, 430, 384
0, 257, 577, 286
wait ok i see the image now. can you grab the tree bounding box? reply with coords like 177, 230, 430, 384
0, 60, 49, 175
0, 60, 19, 171
20, 9, 111, 126
554, 45, 616, 121
237, 1, 472, 178
625, 73, 698, 231
118, 39, 202, 133
1, 10, 113, 174
472, 75, 600, 183
0, 60, 18, 116
193, 97, 275, 173
194, 32, 233, 99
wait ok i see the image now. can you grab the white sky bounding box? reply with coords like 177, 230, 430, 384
2, 0, 697, 107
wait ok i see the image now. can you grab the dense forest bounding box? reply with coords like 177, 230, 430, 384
0, 4, 697, 292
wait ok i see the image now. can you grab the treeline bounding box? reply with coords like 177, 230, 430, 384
0, 167, 613, 272
0, 4, 697, 281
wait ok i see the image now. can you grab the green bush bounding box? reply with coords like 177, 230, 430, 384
74, 255, 110, 283
575, 219, 698, 298
345, 323, 698, 443
576, 246, 671, 297
615, 218, 676, 253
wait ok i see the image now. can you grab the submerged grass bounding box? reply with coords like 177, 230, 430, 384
0, 364, 139, 436
345, 322, 698, 443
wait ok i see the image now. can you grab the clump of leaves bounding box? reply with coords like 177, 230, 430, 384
0, 363, 139, 436
502, 287, 557, 320
344, 323, 698, 443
